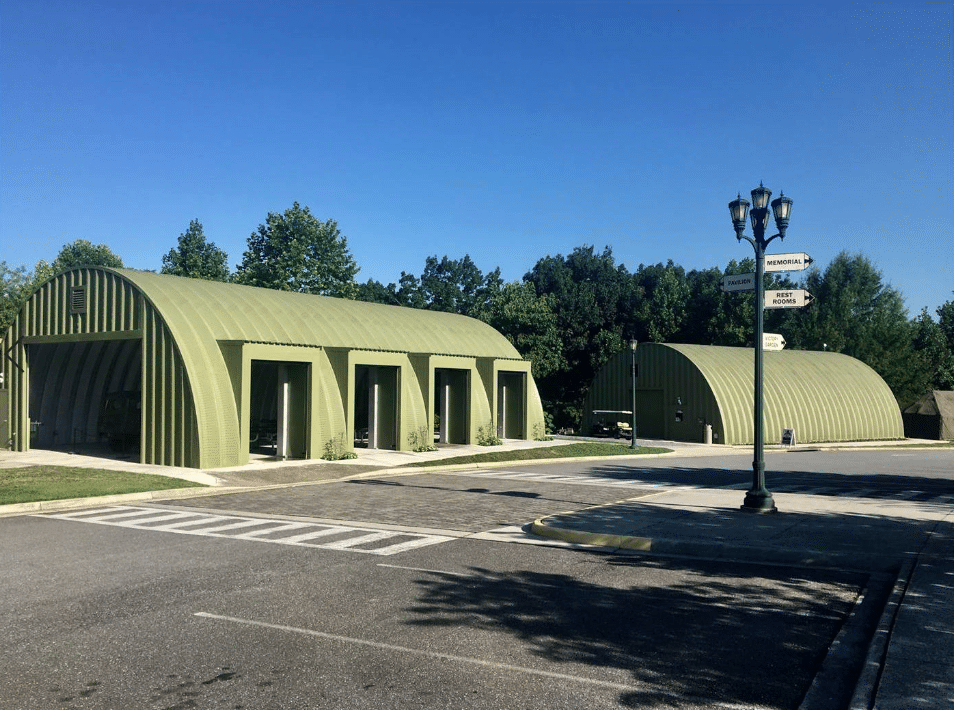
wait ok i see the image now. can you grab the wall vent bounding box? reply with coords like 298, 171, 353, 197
70, 287, 87, 314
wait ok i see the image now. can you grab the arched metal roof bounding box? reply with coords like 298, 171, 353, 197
120, 269, 522, 358
584, 343, 903, 444
3, 267, 536, 468
664, 343, 903, 444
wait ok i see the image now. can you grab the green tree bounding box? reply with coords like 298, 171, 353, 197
911, 308, 954, 394
1, 261, 53, 333
633, 261, 690, 343
782, 251, 919, 403
525, 245, 632, 427
477, 281, 564, 379
161, 219, 230, 281
234, 203, 359, 298
51, 239, 123, 271
418, 255, 502, 317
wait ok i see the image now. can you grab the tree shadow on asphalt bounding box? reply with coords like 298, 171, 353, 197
579, 461, 954, 508
403, 555, 867, 709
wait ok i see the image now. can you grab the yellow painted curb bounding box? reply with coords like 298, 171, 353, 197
529, 517, 653, 551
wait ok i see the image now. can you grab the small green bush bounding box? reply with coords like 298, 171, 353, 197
322, 432, 357, 460
476, 419, 502, 446
408, 425, 438, 452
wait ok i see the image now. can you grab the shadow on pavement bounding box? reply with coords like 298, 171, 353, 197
403, 558, 869, 709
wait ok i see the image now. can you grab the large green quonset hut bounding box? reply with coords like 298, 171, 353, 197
2, 267, 544, 468
583, 343, 903, 445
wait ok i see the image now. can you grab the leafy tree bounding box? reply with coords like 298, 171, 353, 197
356, 278, 400, 305
781, 251, 919, 403
476, 281, 564, 379
1, 261, 53, 333
234, 203, 359, 298
418, 255, 502, 317
632, 261, 690, 343
525, 245, 632, 427
911, 308, 954, 394
51, 240, 123, 271
161, 220, 230, 281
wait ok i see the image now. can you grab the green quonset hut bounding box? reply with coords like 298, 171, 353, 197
583, 343, 903, 445
1, 267, 544, 468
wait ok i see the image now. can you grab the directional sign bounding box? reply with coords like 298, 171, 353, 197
721, 273, 756, 292
764, 289, 813, 309
764, 252, 813, 272
762, 333, 786, 351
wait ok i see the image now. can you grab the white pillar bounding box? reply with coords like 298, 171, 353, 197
439, 377, 450, 444
276, 364, 290, 459
367, 367, 380, 449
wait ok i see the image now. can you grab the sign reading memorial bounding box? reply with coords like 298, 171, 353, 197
764, 252, 813, 272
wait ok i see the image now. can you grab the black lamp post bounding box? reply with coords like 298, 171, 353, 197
630, 339, 638, 450
729, 183, 793, 513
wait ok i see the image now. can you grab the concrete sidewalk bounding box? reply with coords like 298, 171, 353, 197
531, 487, 954, 710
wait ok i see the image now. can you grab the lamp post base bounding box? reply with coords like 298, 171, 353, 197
740, 489, 778, 514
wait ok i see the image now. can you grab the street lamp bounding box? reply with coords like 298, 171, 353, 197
729, 183, 793, 513
630, 339, 638, 450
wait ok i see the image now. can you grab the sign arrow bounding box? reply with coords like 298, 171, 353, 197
764, 252, 813, 272
721, 273, 756, 292
762, 333, 786, 351
764, 289, 813, 309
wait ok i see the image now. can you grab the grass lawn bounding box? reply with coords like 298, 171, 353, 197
0, 466, 206, 506
406, 441, 672, 467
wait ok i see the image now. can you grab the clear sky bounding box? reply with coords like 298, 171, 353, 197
2, 1, 951, 316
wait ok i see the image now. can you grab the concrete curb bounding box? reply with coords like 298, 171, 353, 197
848, 561, 913, 710
0, 467, 427, 518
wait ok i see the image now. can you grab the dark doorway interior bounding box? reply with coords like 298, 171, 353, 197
249, 360, 308, 459
354, 365, 398, 450
28, 339, 142, 457
435, 368, 468, 444
497, 371, 526, 439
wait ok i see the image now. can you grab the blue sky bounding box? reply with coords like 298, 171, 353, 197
2, 1, 951, 316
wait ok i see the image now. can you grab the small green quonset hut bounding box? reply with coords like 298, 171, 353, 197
1, 267, 544, 468
583, 343, 903, 445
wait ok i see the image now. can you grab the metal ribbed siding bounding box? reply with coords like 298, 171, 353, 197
584, 343, 903, 445
582, 345, 725, 443
3, 267, 544, 468
1, 269, 199, 467
122, 269, 521, 359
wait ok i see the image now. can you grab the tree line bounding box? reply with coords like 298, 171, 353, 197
2, 203, 952, 429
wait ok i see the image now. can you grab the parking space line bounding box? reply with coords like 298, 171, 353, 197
193, 612, 641, 692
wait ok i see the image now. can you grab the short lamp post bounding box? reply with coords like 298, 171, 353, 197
630, 339, 638, 450
729, 183, 793, 514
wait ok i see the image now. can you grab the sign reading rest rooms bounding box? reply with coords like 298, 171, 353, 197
764, 289, 813, 309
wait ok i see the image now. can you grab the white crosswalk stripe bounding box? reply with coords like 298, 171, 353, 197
34, 507, 454, 556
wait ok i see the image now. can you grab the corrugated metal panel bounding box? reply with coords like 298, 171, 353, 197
667, 344, 903, 444
1, 269, 200, 467
2, 267, 543, 468
120, 269, 522, 359
584, 343, 903, 445
582, 345, 723, 442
